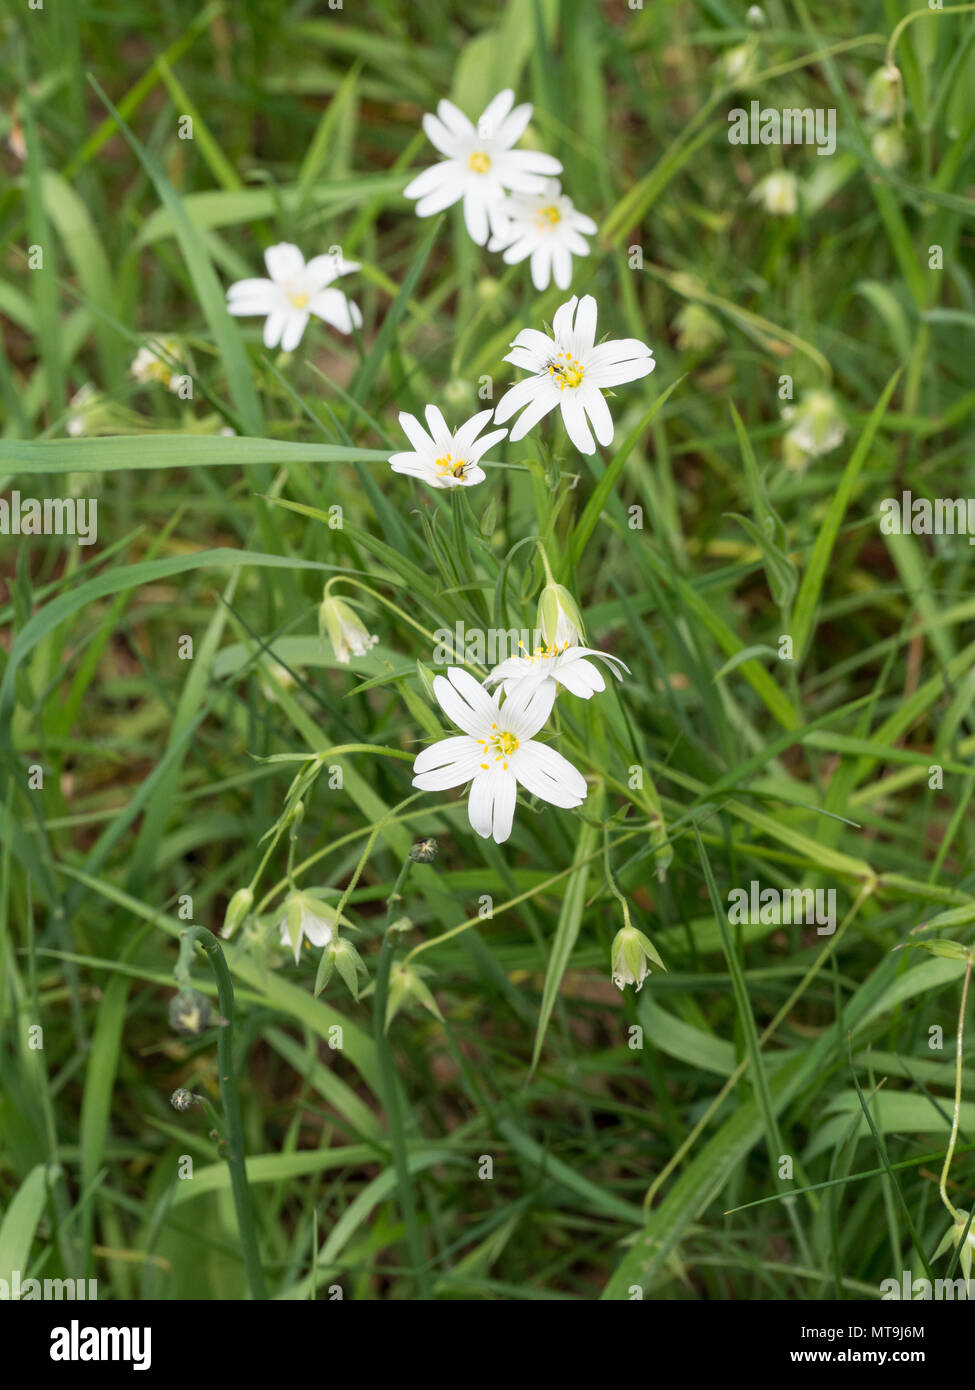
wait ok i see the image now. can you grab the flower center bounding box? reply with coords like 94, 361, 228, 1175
547, 351, 585, 390
519, 638, 571, 664
435, 452, 467, 479
468, 150, 491, 174
478, 724, 519, 770
535, 205, 562, 231
288, 291, 310, 309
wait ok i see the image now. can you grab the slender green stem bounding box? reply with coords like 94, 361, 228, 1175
176, 927, 268, 1300
373, 854, 432, 1298
939, 955, 972, 1223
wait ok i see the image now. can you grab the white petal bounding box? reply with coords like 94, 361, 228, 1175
530, 245, 552, 291
403, 163, 450, 200
552, 296, 579, 341
467, 766, 517, 843
263, 311, 287, 349
424, 403, 452, 450
508, 384, 561, 441
582, 387, 615, 447
463, 191, 491, 246
477, 89, 515, 139
501, 675, 557, 740
398, 411, 434, 454
437, 99, 474, 139
514, 742, 587, 807
560, 393, 595, 454
451, 408, 495, 455
466, 427, 507, 464
493, 376, 541, 424
279, 310, 309, 353
414, 171, 464, 216
573, 295, 598, 351
495, 102, 532, 147
554, 657, 605, 698
433, 667, 499, 737
422, 112, 461, 156
264, 242, 305, 284
413, 736, 483, 789
589, 356, 656, 388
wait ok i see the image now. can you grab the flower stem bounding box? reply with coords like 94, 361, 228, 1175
939, 954, 972, 1223
372, 854, 432, 1298
176, 927, 268, 1299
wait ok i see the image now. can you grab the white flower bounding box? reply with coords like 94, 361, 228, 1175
389, 405, 507, 489
130, 338, 184, 392
749, 171, 798, 216
320, 593, 379, 664
781, 389, 846, 461
226, 243, 362, 352
277, 892, 343, 963
487, 179, 597, 290
412, 667, 587, 844
485, 640, 629, 701
494, 294, 655, 456
404, 89, 562, 246
66, 383, 98, 437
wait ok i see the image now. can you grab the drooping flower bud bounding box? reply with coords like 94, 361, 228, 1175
221, 887, 254, 939
319, 592, 379, 665
611, 926, 666, 993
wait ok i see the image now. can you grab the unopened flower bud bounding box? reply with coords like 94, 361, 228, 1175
320, 592, 379, 665
611, 926, 665, 993
221, 887, 253, 939
537, 581, 585, 648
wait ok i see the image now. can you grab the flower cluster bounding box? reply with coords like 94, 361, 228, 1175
405, 89, 596, 290
390, 291, 655, 476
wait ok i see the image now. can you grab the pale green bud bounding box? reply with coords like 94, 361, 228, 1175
674, 303, 725, 354
871, 125, 907, 169
320, 593, 379, 665
611, 926, 666, 993
864, 65, 901, 122
221, 887, 254, 940
537, 582, 585, 648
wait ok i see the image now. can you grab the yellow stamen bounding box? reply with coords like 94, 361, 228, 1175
487, 730, 519, 761
535, 205, 562, 231
435, 452, 467, 479
288, 291, 310, 309
547, 350, 584, 391
468, 151, 491, 174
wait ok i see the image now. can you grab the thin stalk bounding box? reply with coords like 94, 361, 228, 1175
176, 927, 268, 1299
373, 853, 432, 1298
939, 955, 972, 1223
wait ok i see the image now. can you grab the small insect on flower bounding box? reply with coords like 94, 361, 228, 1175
488, 179, 597, 291
389, 404, 507, 490
404, 89, 562, 246
226, 243, 362, 353
412, 667, 587, 845
494, 295, 655, 456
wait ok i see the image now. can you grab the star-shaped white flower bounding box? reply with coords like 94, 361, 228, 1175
485, 640, 629, 700
488, 179, 597, 290
404, 89, 562, 246
412, 667, 587, 844
494, 294, 655, 456
389, 405, 507, 489
226, 242, 362, 352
